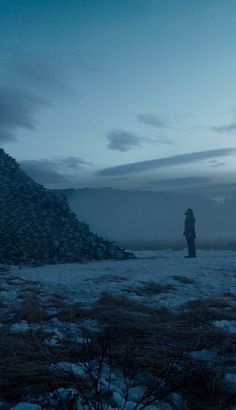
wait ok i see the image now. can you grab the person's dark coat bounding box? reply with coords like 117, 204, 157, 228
183, 211, 196, 239
183, 208, 196, 258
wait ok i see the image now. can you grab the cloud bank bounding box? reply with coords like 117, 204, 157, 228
21, 157, 91, 186
98, 148, 236, 177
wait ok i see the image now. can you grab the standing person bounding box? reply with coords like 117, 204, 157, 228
183, 208, 196, 258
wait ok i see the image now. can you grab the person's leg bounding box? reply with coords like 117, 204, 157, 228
189, 238, 196, 258
187, 238, 191, 257
192, 239, 196, 257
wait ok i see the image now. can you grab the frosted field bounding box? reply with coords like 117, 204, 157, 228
13, 249, 236, 311
1, 250, 236, 409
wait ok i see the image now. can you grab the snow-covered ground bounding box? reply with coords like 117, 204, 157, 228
11, 249, 236, 310
1, 250, 236, 409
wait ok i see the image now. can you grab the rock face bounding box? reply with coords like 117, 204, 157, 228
0, 149, 130, 264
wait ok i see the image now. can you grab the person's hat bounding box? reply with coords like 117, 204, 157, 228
185, 208, 193, 215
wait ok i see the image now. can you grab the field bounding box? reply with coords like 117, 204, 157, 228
1, 250, 236, 409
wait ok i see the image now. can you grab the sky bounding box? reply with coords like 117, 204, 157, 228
1, 0, 236, 197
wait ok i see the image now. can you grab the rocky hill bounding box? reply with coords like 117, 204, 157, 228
0, 149, 130, 264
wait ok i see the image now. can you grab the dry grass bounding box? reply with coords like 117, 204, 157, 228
128, 281, 175, 297
90, 293, 236, 409
1, 266, 236, 410
92, 293, 236, 364
56, 301, 87, 323
222, 290, 236, 300
0, 330, 53, 401
1, 289, 236, 409
86, 274, 127, 283
181, 297, 236, 324
0, 298, 7, 308
96, 292, 168, 315
0, 266, 9, 272
170, 275, 197, 285
13, 294, 48, 323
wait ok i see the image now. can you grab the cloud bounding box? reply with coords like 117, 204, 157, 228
152, 177, 236, 198
146, 176, 209, 190
209, 159, 226, 168
20, 156, 236, 199
6, 59, 69, 95
136, 114, 168, 128
21, 157, 91, 186
0, 86, 43, 142
210, 118, 236, 133
106, 129, 173, 152
97, 148, 236, 177
107, 130, 142, 152
21, 160, 69, 185
0, 58, 68, 143
52, 157, 92, 169
151, 136, 174, 145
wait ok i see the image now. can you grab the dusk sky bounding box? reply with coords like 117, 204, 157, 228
1, 0, 236, 196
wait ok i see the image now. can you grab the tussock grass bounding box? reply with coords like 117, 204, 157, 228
50, 292, 68, 304
93, 293, 236, 361
128, 281, 176, 297
222, 290, 236, 300
56, 302, 87, 323
91, 293, 236, 409
181, 297, 236, 324
0, 330, 53, 401
1, 289, 236, 409
0, 298, 7, 308
96, 292, 169, 315
0, 266, 9, 272
1, 266, 236, 409
87, 274, 127, 283
13, 294, 48, 323
170, 275, 197, 285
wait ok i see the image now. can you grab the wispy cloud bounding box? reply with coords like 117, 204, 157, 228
106, 129, 173, 152
6, 59, 69, 95
210, 118, 236, 133
0, 58, 69, 143
21, 157, 91, 186
209, 159, 226, 168
0, 86, 43, 142
146, 176, 209, 189
106, 130, 142, 152
97, 148, 236, 177
136, 113, 168, 128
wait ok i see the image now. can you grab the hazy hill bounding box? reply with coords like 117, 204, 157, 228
63, 188, 236, 248
0, 150, 129, 264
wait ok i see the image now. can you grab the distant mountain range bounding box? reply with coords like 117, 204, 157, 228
62, 188, 236, 248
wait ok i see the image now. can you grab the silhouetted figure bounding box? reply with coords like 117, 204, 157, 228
183, 208, 196, 258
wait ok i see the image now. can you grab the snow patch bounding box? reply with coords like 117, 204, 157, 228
10, 321, 30, 333
10, 404, 41, 410
213, 320, 236, 333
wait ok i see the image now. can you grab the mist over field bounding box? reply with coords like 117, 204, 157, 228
63, 188, 236, 249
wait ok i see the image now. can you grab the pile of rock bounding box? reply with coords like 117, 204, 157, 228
0, 149, 130, 264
